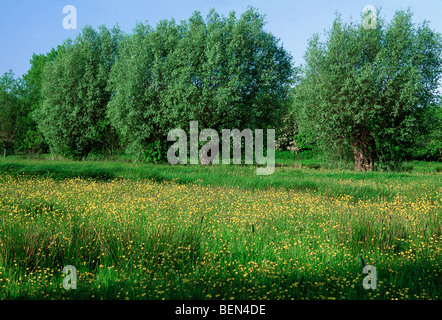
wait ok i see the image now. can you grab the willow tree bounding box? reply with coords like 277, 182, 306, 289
19, 49, 59, 153
35, 25, 123, 159
295, 9, 442, 171
107, 8, 294, 161
0, 71, 21, 157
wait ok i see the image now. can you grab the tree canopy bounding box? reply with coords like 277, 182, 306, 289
0, 71, 22, 157
34, 25, 123, 159
3, 7, 441, 168
294, 9, 442, 170
107, 8, 294, 161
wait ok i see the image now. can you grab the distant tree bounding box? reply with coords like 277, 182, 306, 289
108, 8, 294, 161
18, 49, 58, 153
294, 9, 442, 170
35, 25, 123, 159
0, 71, 21, 157
413, 98, 442, 161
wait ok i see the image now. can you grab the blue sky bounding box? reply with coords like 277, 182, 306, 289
1, 0, 442, 78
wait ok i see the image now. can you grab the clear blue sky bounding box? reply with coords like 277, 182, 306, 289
1, 0, 442, 78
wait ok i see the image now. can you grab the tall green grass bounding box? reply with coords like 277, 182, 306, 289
0, 154, 440, 300
1, 153, 440, 202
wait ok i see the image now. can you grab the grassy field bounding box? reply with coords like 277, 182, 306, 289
0, 153, 440, 300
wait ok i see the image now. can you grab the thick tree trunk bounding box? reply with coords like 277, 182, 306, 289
351, 125, 376, 172
3, 148, 6, 158
351, 142, 373, 171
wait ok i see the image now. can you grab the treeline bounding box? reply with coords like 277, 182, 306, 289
1, 8, 441, 169
1, 8, 293, 162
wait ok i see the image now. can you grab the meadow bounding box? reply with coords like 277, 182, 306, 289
0, 153, 440, 300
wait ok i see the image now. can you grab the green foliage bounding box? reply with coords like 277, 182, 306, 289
108, 8, 294, 161
34, 25, 124, 159
293, 131, 314, 151
0, 71, 26, 157
143, 140, 166, 164
412, 100, 442, 161
294, 9, 442, 170
17, 49, 59, 154
5, 7, 441, 166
